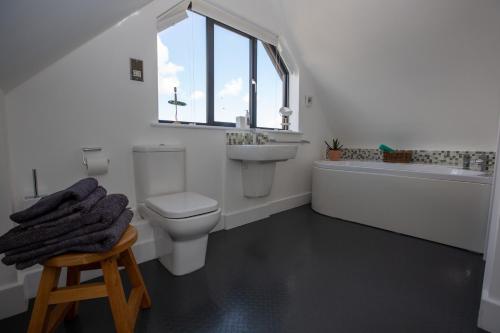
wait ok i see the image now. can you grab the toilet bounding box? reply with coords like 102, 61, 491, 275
132, 144, 221, 276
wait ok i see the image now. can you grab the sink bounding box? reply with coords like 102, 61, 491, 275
227, 144, 298, 162
227, 144, 298, 198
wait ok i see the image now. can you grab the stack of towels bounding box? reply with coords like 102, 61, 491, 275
0, 178, 133, 269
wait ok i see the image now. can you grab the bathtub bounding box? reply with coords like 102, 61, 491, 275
312, 160, 492, 252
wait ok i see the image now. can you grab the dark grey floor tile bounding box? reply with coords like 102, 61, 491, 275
0, 205, 487, 332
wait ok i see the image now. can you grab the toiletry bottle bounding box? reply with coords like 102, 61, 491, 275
245, 110, 250, 128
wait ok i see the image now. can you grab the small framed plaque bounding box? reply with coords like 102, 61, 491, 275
130, 58, 144, 82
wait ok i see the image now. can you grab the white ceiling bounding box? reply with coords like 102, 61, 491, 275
0, 0, 153, 92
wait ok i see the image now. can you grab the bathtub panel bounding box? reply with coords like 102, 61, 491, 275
312, 167, 490, 252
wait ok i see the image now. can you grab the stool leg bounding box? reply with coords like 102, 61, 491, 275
101, 257, 131, 333
120, 248, 152, 309
65, 266, 81, 320
28, 266, 61, 333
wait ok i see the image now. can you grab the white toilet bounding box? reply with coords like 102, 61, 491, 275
132, 144, 221, 276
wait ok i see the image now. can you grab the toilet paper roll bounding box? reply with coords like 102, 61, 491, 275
85, 153, 109, 176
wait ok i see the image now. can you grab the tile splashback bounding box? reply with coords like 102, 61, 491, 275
341, 148, 495, 171
226, 131, 496, 171
226, 132, 269, 145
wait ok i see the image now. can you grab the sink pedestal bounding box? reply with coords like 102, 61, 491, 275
227, 144, 298, 198
241, 162, 276, 197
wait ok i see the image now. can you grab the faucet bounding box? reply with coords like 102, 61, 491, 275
472, 154, 489, 172
463, 154, 471, 170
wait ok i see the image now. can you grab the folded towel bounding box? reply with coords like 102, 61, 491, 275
9, 209, 133, 270
10, 178, 98, 223
4, 194, 128, 257
6, 214, 118, 257
0, 194, 128, 253
16, 186, 107, 229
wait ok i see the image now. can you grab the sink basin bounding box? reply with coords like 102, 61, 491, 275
227, 144, 299, 198
227, 144, 298, 162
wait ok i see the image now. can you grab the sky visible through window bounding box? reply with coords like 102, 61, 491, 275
158, 11, 206, 123
158, 11, 284, 128
257, 40, 284, 128
214, 24, 249, 123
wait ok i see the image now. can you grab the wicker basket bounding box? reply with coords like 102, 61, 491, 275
383, 151, 413, 163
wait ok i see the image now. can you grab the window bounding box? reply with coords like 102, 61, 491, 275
256, 41, 287, 129
157, 11, 207, 123
157, 9, 289, 128
214, 24, 250, 125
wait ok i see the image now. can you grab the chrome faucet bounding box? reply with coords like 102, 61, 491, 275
463, 154, 471, 170
472, 154, 489, 172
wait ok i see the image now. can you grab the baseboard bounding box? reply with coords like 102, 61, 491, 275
267, 192, 312, 216
479, 293, 500, 333
224, 192, 311, 230
0, 281, 27, 320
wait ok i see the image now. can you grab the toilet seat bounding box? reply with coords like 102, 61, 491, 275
146, 192, 218, 219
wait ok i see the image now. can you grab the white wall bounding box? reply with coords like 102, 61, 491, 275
0, 90, 26, 320
0, 90, 17, 286
278, 0, 500, 151
480, 121, 500, 332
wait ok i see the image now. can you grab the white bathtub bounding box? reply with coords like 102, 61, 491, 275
312, 160, 493, 252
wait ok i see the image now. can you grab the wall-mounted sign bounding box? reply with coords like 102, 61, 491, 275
130, 58, 144, 82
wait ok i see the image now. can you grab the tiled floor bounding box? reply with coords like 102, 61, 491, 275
0, 205, 487, 332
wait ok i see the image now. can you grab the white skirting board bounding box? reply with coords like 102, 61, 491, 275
0, 282, 27, 320
479, 293, 500, 333
0, 193, 311, 319
223, 192, 311, 230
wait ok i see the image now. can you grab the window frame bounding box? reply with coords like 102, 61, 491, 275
158, 9, 289, 129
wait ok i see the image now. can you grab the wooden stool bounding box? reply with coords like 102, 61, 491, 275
27, 226, 151, 333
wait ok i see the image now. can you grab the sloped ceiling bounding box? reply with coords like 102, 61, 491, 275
276, 0, 500, 149
0, 0, 153, 92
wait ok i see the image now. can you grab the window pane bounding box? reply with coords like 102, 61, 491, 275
214, 25, 250, 123
256, 41, 284, 129
157, 11, 207, 123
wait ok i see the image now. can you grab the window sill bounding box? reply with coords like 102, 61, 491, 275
150, 122, 303, 135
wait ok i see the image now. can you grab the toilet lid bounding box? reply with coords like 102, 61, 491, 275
145, 192, 219, 219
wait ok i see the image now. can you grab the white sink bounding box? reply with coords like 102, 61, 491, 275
227, 144, 298, 162
227, 144, 299, 198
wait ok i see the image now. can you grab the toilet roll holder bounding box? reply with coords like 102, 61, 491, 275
81, 147, 109, 167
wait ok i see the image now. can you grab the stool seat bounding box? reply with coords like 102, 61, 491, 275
27, 225, 151, 333
44, 226, 138, 267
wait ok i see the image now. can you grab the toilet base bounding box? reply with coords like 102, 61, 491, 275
159, 235, 208, 276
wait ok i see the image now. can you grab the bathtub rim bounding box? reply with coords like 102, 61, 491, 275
313, 160, 493, 184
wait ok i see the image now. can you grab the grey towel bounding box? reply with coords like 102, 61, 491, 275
9, 209, 133, 270
15, 186, 107, 229
10, 178, 98, 223
0, 194, 128, 254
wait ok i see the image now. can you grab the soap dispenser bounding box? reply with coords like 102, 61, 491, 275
245, 110, 250, 128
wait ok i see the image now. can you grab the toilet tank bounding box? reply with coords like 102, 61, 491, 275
133, 144, 186, 204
